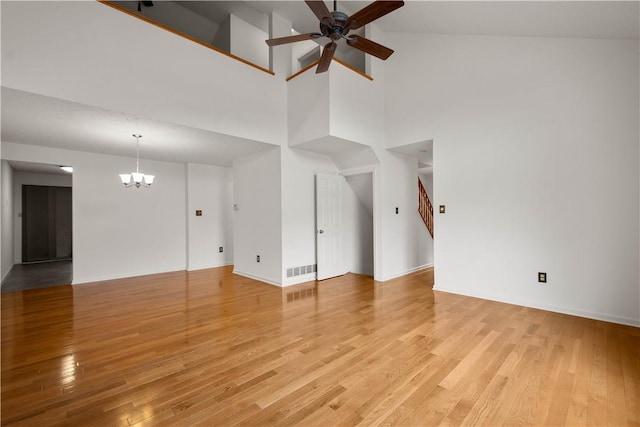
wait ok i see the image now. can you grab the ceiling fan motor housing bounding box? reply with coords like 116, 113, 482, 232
320, 11, 350, 40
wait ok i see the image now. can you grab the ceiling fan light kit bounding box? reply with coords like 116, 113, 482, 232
265, 0, 404, 74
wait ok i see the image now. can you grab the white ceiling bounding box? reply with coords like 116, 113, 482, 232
1, 87, 275, 167
246, 1, 639, 39
1, 1, 637, 170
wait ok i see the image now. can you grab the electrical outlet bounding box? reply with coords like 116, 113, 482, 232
219, 247, 223, 253
538, 272, 547, 283
395, 207, 399, 214
195, 210, 202, 216
257, 255, 260, 262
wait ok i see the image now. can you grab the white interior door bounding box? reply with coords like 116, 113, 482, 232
316, 173, 346, 280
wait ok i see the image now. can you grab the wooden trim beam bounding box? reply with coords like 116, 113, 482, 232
286, 58, 374, 82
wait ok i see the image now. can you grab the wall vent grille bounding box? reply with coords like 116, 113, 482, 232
286, 264, 317, 278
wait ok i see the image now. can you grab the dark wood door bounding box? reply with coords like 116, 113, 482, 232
22, 185, 72, 263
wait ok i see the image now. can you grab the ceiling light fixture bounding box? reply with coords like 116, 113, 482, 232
60, 166, 73, 173
119, 134, 154, 188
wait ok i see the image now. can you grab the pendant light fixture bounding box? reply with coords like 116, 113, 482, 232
119, 134, 155, 188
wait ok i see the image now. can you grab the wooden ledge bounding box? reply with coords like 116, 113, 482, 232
286, 57, 374, 82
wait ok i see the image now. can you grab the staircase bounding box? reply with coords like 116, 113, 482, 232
418, 179, 434, 238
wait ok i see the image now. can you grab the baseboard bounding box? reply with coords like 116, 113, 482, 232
378, 263, 433, 282
232, 269, 282, 287
433, 286, 640, 328
187, 262, 233, 272
72, 267, 184, 285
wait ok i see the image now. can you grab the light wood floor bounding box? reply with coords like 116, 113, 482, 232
1, 267, 638, 426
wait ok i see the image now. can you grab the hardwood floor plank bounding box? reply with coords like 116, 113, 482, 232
619, 328, 640, 426
2, 266, 638, 426
587, 323, 609, 426
566, 321, 595, 426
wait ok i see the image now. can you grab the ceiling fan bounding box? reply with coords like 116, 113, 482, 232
265, 0, 404, 74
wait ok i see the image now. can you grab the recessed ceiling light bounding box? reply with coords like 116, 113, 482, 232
60, 166, 73, 173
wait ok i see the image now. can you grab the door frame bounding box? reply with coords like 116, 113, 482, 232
339, 165, 379, 281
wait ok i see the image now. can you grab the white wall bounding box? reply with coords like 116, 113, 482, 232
12, 171, 72, 264
2, 142, 187, 284
377, 151, 432, 280
1, 160, 14, 282
113, 1, 220, 45
386, 33, 640, 326
329, 62, 383, 146
230, 14, 269, 71
1, 1, 286, 145
291, 38, 318, 74
344, 173, 374, 275
281, 148, 337, 286
212, 15, 231, 52
288, 70, 330, 147
420, 173, 433, 201
186, 163, 233, 271
334, 48, 365, 75
232, 147, 282, 285
288, 58, 384, 148
285, 36, 433, 282
270, 12, 293, 77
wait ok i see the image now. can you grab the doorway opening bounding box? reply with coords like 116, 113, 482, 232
1, 161, 73, 293
315, 170, 375, 280
22, 185, 72, 263
343, 172, 374, 277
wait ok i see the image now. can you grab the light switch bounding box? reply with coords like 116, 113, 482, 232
439, 205, 446, 214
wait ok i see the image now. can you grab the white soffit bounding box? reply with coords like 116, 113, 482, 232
8, 160, 71, 176
388, 140, 433, 164
1, 87, 275, 167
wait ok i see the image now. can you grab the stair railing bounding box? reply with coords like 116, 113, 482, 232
418, 179, 434, 238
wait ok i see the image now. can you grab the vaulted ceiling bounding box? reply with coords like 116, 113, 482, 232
2, 1, 638, 172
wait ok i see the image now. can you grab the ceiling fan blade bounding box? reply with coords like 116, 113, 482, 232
316, 42, 336, 73
266, 33, 323, 46
305, 0, 335, 26
345, 1, 404, 31
347, 35, 394, 60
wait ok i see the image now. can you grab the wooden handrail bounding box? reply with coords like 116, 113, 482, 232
99, 1, 374, 81
418, 179, 434, 238
98, 1, 275, 75
286, 58, 373, 82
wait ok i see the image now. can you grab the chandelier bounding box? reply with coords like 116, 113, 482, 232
119, 134, 155, 188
